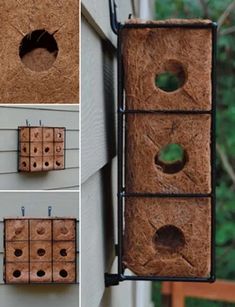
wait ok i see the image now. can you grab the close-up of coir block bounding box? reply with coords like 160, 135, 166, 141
18, 126, 65, 172
122, 19, 215, 279
122, 19, 213, 111
0, 0, 79, 104
4, 218, 76, 284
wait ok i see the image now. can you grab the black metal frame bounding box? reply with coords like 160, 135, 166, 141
105, 0, 217, 287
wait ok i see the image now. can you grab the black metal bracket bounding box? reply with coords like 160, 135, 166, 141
109, 0, 119, 35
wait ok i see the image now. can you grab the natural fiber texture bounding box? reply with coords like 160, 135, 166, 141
126, 114, 211, 194
122, 19, 212, 110
0, 0, 79, 103
123, 197, 211, 277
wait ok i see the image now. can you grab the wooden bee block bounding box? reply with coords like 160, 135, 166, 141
30, 143, 43, 157
53, 241, 76, 262
5, 263, 29, 284
123, 197, 211, 277
122, 19, 213, 111
43, 128, 54, 142
53, 262, 76, 283
30, 262, 52, 283
0, 0, 79, 104
126, 114, 211, 194
54, 128, 65, 142
30, 241, 52, 262
20, 143, 30, 156
5, 241, 29, 262
19, 157, 30, 172
30, 128, 43, 142
53, 220, 76, 241
30, 220, 52, 241
5, 219, 29, 241
30, 157, 43, 172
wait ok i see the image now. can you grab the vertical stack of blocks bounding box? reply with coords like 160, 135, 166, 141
19, 126, 65, 172
4, 218, 76, 284
122, 20, 215, 278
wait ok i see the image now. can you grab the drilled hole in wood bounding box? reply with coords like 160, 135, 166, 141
13, 270, 21, 278
60, 249, 67, 257
33, 162, 37, 168
45, 162, 49, 167
37, 249, 46, 257
155, 143, 187, 174
59, 269, 68, 278
60, 226, 68, 235
155, 60, 186, 92
14, 249, 23, 257
37, 270, 45, 277
37, 227, 45, 235
154, 225, 186, 252
19, 29, 58, 72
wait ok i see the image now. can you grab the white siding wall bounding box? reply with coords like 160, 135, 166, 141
0, 105, 79, 190
0, 191, 79, 307
81, 1, 153, 306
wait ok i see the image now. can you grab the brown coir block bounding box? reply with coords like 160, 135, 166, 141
43, 142, 54, 156
43, 128, 54, 142
19, 127, 30, 142
123, 197, 211, 277
53, 220, 76, 241
30, 157, 43, 172
5, 241, 29, 262
126, 114, 211, 194
54, 156, 65, 170
19, 157, 30, 172
53, 241, 76, 262
5, 219, 29, 241
54, 143, 64, 156
5, 262, 29, 284
54, 128, 65, 142
30, 241, 52, 262
30, 219, 52, 241
20, 143, 30, 156
53, 262, 76, 283
30, 128, 43, 142
122, 19, 212, 111
43, 156, 54, 171
30, 262, 52, 283
0, 1, 79, 104
30, 142, 43, 157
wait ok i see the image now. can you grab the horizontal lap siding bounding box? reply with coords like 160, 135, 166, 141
0, 106, 79, 190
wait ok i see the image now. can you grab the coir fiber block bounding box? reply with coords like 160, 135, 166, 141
30, 262, 52, 283
30, 219, 52, 241
5, 241, 29, 262
123, 197, 211, 277
30, 241, 52, 262
125, 114, 211, 194
53, 241, 76, 262
0, 0, 79, 104
122, 19, 212, 111
5, 263, 29, 284
53, 262, 76, 283
53, 219, 76, 241
5, 219, 29, 241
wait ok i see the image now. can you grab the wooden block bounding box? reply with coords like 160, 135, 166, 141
30, 142, 43, 157
30, 128, 43, 142
30, 157, 43, 172
43, 128, 54, 142
126, 114, 211, 194
123, 197, 211, 277
30, 220, 52, 241
19, 127, 30, 142
53, 262, 76, 283
0, 1, 79, 104
30, 241, 52, 262
20, 143, 30, 156
5, 263, 29, 284
54, 142, 64, 156
122, 20, 212, 111
43, 156, 54, 171
5, 241, 29, 262
19, 157, 30, 172
54, 128, 65, 142
43, 142, 54, 156
30, 262, 52, 283
5, 219, 29, 241
53, 220, 76, 241
54, 156, 65, 170
53, 241, 76, 262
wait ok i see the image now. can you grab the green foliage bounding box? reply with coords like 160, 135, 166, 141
152, 0, 235, 306
158, 143, 184, 163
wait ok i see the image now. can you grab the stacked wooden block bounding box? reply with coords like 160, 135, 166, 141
4, 218, 76, 284
122, 20, 213, 277
19, 126, 65, 172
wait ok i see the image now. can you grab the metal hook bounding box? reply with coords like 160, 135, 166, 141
109, 0, 119, 35
39, 120, 42, 126
26, 119, 29, 126
21, 206, 25, 217
48, 206, 52, 217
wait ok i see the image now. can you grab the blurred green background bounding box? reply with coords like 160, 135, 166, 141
152, 0, 235, 306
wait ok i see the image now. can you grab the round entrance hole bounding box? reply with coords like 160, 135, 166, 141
154, 225, 186, 252
155, 143, 187, 174
19, 29, 59, 72
155, 60, 186, 92
37, 249, 46, 257
34, 147, 38, 153
60, 249, 67, 257
60, 226, 68, 235
37, 227, 45, 235
59, 269, 68, 278
45, 147, 50, 153
56, 161, 61, 167
13, 270, 21, 278
45, 162, 49, 167
22, 161, 27, 168
14, 249, 23, 257
15, 227, 22, 235
37, 270, 45, 277
33, 162, 37, 168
